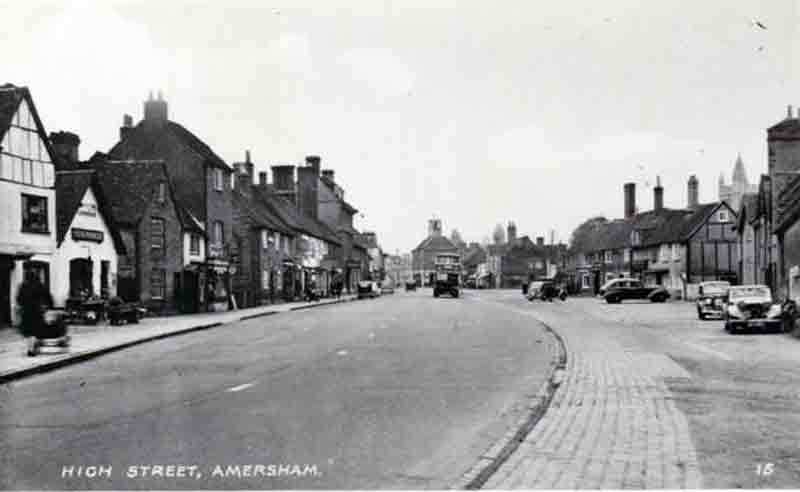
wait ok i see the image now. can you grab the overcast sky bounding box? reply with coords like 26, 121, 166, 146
3, 0, 798, 253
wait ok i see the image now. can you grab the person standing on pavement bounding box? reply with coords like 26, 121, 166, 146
16, 269, 53, 354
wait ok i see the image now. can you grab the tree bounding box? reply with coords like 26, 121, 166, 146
492, 223, 506, 245
569, 216, 608, 253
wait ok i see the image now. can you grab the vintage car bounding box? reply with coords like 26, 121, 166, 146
357, 281, 381, 299
107, 297, 146, 325
598, 278, 628, 296
526, 281, 566, 301
696, 281, 731, 320
603, 279, 670, 304
380, 281, 395, 294
723, 285, 793, 333
404, 280, 417, 291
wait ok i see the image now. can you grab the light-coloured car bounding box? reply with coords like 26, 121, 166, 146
696, 281, 731, 320
723, 285, 788, 333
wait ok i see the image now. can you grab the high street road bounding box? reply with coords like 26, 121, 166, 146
3, 289, 800, 489
0, 290, 556, 490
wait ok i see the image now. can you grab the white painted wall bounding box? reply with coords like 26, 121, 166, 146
51, 188, 118, 307
183, 231, 206, 266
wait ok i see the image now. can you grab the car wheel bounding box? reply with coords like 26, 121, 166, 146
698, 310, 706, 320
434, 291, 439, 298
605, 296, 618, 304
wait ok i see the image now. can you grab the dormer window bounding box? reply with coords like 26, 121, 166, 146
717, 210, 729, 222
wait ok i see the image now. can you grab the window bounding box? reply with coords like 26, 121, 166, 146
24, 261, 50, 291
630, 230, 641, 246
150, 268, 166, 299
21, 194, 48, 233
213, 168, 224, 191
189, 233, 200, 256
718, 210, 729, 222
151, 217, 165, 254
283, 236, 290, 254
213, 221, 224, 245
604, 251, 613, 263
157, 182, 166, 203
672, 244, 681, 260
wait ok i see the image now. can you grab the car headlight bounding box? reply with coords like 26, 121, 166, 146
728, 305, 743, 319
704, 299, 712, 305
767, 304, 783, 319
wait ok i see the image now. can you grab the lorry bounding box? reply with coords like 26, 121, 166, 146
433, 252, 461, 298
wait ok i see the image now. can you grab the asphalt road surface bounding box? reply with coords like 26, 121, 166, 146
0, 289, 555, 490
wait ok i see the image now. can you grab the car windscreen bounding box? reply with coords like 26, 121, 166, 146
729, 286, 770, 300
702, 282, 730, 295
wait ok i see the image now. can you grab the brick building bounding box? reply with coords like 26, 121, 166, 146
109, 92, 236, 311
412, 218, 459, 286
231, 152, 296, 307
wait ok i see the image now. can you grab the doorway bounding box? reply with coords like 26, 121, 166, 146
69, 258, 93, 298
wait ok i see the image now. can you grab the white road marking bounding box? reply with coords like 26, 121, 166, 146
337, 349, 349, 356
226, 382, 256, 392
684, 342, 734, 361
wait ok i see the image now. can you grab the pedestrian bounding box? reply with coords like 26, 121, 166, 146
16, 269, 53, 355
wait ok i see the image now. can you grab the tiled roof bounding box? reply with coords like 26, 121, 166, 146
462, 245, 486, 266
413, 234, 458, 253
252, 186, 342, 245
88, 154, 172, 227
111, 120, 230, 171
55, 169, 126, 254
320, 176, 358, 214
570, 203, 730, 255
177, 205, 205, 234
233, 191, 293, 235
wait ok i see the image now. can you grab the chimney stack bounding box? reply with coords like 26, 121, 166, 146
143, 90, 168, 125
305, 155, 321, 176
49, 131, 80, 165
624, 182, 636, 219
536, 236, 545, 246
258, 171, 268, 188
687, 175, 699, 209
244, 150, 254, 181
654, 176, 664, 211
428, 218, 442, 237
235, 162, 251, 196
120, 114, 133, 141
788, 105, 794, 120
297, 165, 319, 219
271, 165, 296, 204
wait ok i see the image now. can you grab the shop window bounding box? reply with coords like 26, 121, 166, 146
151, 217, 165, 254
150, 268, 166, 299
21, 194, 48, 233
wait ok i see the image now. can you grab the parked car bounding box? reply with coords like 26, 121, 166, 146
405, 281, 417, 291
603, 279, 670, 304
696, 281, 731, 320
357, 281, 381, 299
380, 282, 395, 294
526, 281, 566, 301
598, 278, 629, 296
107, 297, 146, 325
723, 285, 793, 333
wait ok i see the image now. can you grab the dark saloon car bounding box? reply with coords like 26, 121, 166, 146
603, 279, 670, 304
405, 280, 417, 291
696, 281, 730, 320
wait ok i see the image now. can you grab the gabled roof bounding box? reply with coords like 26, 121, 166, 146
110, 119, 230, 171
0, 84, 57, 163
233, 191, 293, 235
55, 169, 126, 254
413, 234, 458, 253
87, 153, 173, 227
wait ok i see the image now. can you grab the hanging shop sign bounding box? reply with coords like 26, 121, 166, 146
71, 228, 104, 243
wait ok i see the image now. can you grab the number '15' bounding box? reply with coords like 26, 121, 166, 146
756, 463, 774, 476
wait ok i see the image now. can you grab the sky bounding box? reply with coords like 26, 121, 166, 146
2, 0, 798, 254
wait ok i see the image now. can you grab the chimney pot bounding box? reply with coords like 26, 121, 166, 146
245, 150, 251, 163
654, 175, 664, 211
49, 131, 80, 164
687, 174, 699, 209
306, 155, 321, 176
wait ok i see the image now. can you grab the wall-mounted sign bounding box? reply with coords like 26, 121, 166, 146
72, 228, 103, 243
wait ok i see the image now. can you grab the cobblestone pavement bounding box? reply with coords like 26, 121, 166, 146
481, 295, 703, 489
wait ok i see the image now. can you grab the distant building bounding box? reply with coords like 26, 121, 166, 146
719, 154, 758, 212
412, 218, 459, 286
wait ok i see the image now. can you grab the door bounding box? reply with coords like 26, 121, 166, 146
100, 261, 110, 299
0, 257, 12, 326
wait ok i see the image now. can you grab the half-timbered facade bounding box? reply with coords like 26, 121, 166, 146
0, 84, 58, 327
